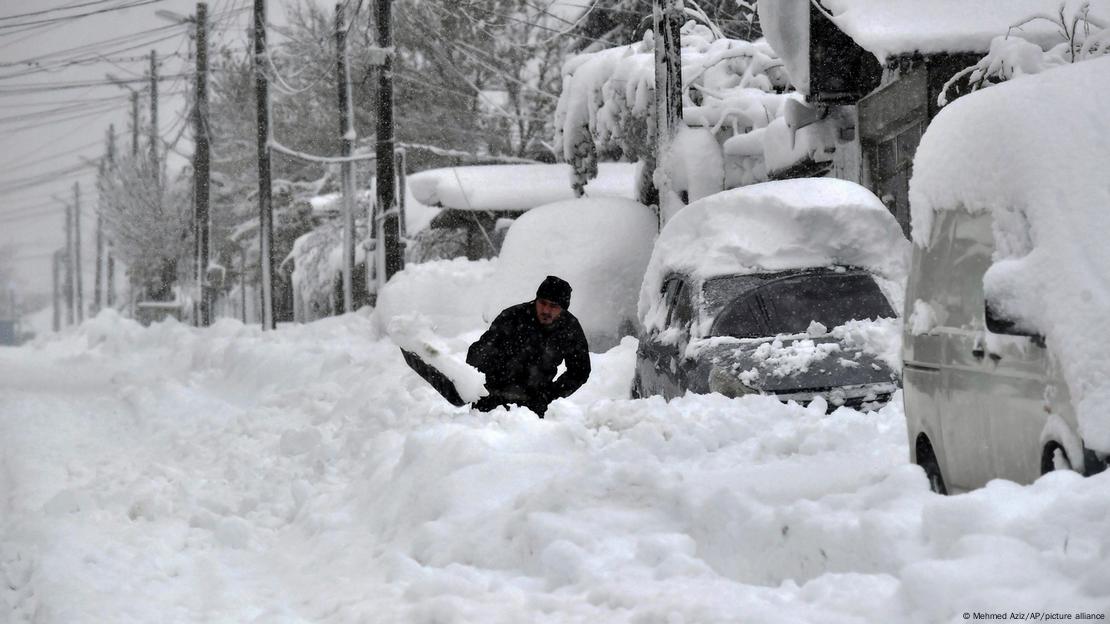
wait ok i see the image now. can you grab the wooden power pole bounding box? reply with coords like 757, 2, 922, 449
652, 0, 684, 227
336, 2, 356, 313
374, 0, 403, 285
194, 2, 211, 326
73, 183, 84, 322
64, 203, 74, 326
52, 249, 62, 331
253, 0, 275, 329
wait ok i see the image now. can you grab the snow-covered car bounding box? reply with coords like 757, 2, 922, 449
904, 57, 1110, 494
407, 163, 638, 261
484, 197, 657, 351
631, 178, 909, 410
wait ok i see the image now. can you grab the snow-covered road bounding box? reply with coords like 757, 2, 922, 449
2, 311, 1108, 623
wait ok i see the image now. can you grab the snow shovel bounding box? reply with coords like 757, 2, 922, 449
399, 348, 467, 407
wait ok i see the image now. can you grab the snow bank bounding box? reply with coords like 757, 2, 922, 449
910, 56, 1110, 452
407, 163, 638, 212
640, 178, 909, 331
4, 313, 1110, 621
484, 198, 657, 351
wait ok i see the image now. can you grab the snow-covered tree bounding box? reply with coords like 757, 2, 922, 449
554, 18, 792, 203
96, 154, 191, 302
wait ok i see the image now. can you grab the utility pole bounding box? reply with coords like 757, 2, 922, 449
239, 245, 247, 322
149, 50, 159, 175
94, 126, 114, 315
64, 203, 74, 326
73, 182, 84, 322
131, 91, 140, 157
194, 2, 211, 326
253, 0, 275, 329
336, 2, 356, 313
652, 0, 684, 227
374, 0, 403, 286
106, 126, 117, 309
52, 250, 62, 332
395, 148, 406, 237
107, 251, 115, 308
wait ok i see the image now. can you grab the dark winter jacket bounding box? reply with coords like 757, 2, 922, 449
466, 301, 591, 414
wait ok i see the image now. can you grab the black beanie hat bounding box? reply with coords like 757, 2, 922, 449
536, 275, 572, 309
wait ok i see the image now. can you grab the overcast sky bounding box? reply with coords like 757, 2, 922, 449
0, 0, 316, 301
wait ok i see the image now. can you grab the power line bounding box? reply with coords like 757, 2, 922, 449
0, 22, 185, 68
0, 0, 133, 23
0, 73, 194, 95
0, 0, 168, 32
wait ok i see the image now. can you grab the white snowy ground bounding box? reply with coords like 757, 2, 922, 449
2, 311, 1109, 624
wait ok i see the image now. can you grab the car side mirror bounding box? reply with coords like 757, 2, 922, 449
985, 300, 1045, 347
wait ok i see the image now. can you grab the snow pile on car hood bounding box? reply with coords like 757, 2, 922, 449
910, 56, 1110, 452
639, 178, 909, 332
485, 197, 657, 351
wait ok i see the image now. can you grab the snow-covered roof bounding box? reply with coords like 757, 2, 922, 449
407, 163, 638, 212
639, 178, 909, 329
758, 0, 1110, 93
909, 56, 1110, 452
824, 0, 1110, 63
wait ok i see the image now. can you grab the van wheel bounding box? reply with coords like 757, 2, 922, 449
916, 435, 948, 495
1041, 441, 1074, 475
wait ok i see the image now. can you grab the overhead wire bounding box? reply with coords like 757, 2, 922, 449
0, 0, 143, 22
0, 0, 168, 32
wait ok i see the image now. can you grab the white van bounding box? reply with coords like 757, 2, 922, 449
902, 57, 1110, 494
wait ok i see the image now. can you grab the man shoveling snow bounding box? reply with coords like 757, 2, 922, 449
397, 275, 591, 417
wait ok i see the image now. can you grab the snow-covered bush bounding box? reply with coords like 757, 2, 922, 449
554, 21, 794, 201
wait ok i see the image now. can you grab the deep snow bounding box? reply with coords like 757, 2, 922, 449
2, 307, 1109, 623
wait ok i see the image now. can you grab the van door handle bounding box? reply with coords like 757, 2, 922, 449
971, 347, 985, 359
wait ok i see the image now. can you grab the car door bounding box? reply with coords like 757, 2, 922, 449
902, 212, 952, 483
934, 210, 1050, 489
936, 211, 996, 491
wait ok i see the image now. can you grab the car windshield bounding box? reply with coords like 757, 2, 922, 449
710, 271, 894, 339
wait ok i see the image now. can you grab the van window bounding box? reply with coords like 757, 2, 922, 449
943, 212, 993, 327
904, 210, 954, 312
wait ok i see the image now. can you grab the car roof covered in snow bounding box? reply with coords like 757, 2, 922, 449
909, 56, 1110, 452
638, 178, 909, 330
407, 162, 638, 212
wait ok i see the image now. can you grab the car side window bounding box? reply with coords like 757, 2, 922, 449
670, 281, 696, 329
660, 279, 682, 329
